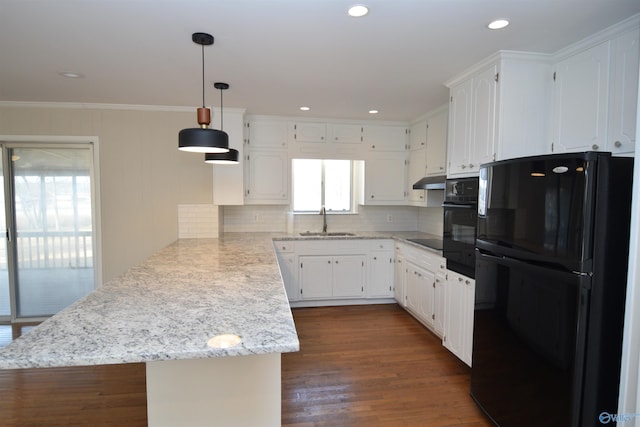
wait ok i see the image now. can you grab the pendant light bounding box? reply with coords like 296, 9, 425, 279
178, 32, 229, 153
205, 82, 239, 164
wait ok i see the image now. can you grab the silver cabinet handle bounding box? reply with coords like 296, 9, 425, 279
614, 141, 622, 148
458, 277, 463, 282
469, 163, 474, 168
461, 164, 467, 169
592, 144, 599, 150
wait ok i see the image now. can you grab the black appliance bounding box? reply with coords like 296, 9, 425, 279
406, 238, 443, 251
471, 152, 633, 427
443, 177, 479, 278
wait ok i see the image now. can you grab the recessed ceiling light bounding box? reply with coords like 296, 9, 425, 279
348, 5, 369, 17
487, 19, 510, 30
368, 109, 379, 114
300, 106, 310, 111
58, 72, 84, 78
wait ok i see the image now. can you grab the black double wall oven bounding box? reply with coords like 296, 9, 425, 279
443, 177, 479, 278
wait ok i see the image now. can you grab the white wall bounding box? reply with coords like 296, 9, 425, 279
618, 66, 640, 424
0, 105, 214, 282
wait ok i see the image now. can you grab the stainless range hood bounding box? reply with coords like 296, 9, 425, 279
412, 175, 446, 190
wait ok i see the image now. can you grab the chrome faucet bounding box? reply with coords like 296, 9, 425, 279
320, 206, 327, 233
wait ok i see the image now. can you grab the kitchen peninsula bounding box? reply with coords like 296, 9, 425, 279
0, 234, 300, 427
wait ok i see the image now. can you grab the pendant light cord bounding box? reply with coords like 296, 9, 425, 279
201, 43, 205, 108
220, 87, 224, 131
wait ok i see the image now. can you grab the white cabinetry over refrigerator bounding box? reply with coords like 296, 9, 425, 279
551, 27, 639, 155
445, 52, 552, 177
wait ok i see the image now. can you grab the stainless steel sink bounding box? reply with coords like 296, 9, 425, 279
299, 232, 355, 237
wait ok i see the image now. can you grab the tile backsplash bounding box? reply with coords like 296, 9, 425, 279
221, 205, 443, 236
178, 204, 221, 238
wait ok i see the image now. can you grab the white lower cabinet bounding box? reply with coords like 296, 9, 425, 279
273, 241, 298, 301
367, 240, 394, 298
443, 270, 475, 367
274, 239, 395, 307
299, 254, 365, 299
405, 262, 434, 325
394, 242, 446, 338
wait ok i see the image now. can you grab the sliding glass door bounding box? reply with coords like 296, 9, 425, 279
0, 151, 10, 319
2, 144, 96, 320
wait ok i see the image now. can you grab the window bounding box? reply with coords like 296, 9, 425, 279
292, 159, 352, 212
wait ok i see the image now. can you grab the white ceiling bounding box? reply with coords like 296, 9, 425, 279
1, 0, 640, 122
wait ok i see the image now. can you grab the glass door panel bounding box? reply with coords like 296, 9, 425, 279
11, 147, 94, 318
0, 150, 9, 318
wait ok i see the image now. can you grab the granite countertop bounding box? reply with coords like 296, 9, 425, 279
275, 231, 444, 254
0, 234, 300, 369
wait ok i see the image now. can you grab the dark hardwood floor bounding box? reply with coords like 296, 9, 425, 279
0, 304, 491, 426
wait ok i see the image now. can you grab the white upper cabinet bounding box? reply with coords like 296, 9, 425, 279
328, 124, 363, 144
609, 27, 640, 154
447, 64, 496, 177
212, 108, 246, 206
447, 78, 473, 176
552, 42, 611, 153
446, 52, 552, 177
409, 120, 427, 151
361, 152, 407, 205
425, 108, 448, 177
246, 119, 288, 148
551, 25, 639, 155
470, 64, 498, 170
363, 125, 409, 151
244, 149, 289, 204
288, 122, 327, 144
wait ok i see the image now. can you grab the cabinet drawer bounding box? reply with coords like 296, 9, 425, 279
369, 239, 394, 251
273, 240, 295, 253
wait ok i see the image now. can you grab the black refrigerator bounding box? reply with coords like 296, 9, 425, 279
471, 152, 634, 427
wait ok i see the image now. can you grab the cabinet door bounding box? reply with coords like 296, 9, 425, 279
394, 255, 406, 305
406, 264, 432, 325
470, 64, 498, 170
609, 28, 639, 154
332, 255, 365, 297
299, 256, 333, 299
552, 41, 611, 153
405, 265, 421, 314
247, 120, 288, 148
364, 152, 407, 204
409, 120, 427, 151
245, 150, 289, 204
212, 110, 245, 205
289, 122, 326, 143
444, 271, 475, 367
328, 124, 362, 144
433, 273, 445, 337
276, 252, 299, 301
425, 109, 447, 176
363, 125, 408, 151
368, 253, 394, 297
447, 79, 472, 176
407, 147, 427, 203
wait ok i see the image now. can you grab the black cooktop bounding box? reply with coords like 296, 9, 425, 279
406, 238, 443, 251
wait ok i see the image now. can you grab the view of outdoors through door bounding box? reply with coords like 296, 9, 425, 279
6, 146, 95, 318
0, 151, 9, 317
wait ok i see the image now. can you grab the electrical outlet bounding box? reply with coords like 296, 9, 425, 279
387, 214, 393, 222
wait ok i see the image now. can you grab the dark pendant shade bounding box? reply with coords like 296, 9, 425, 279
205, 148, 239, 164
178, 32, 230, 154
179, 128, 229, 153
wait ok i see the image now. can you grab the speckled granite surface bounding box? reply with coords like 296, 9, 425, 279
0, 234, 300, 369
